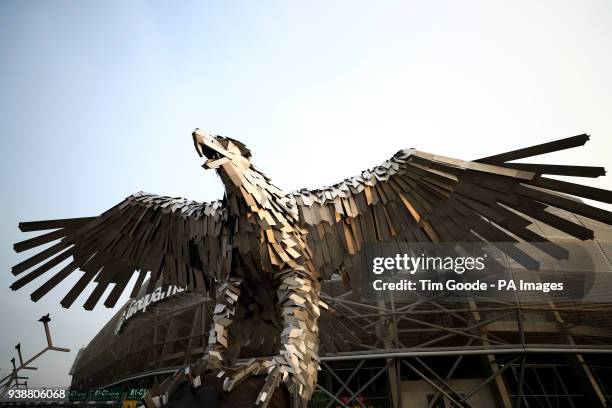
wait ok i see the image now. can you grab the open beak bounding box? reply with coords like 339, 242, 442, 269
192, 129, 210, 158
192, 129, 231, 169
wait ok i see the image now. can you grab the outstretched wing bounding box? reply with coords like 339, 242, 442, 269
290, 134, 612, 284
12, 192, 226, 310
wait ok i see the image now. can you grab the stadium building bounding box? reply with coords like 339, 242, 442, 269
69, 209, 612, 408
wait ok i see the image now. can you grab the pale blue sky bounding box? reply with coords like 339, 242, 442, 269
1, 0, 611, 387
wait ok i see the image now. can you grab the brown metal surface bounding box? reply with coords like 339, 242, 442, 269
11, 131, 612, 407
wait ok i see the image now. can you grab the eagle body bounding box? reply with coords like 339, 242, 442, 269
220, 164, 311, 280
194, 135, 323, 406
11, 130, 612, 407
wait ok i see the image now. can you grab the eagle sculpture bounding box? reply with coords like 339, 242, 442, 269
11, 130, 612, 407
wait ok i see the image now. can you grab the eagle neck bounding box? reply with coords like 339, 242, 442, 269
217, 163, 270, 216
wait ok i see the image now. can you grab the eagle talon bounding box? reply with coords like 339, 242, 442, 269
255, 364, 284, 408
142, 356, 294, 407
142, 354, 223, 408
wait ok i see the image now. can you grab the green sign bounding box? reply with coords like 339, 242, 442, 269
90, 387, 122, 401
68, 390, 90, 401
126, 388, 148, 400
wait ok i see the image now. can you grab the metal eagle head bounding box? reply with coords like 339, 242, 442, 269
192, 128, 252, 170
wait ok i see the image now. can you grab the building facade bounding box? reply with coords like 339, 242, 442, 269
70, 210, 612, 407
